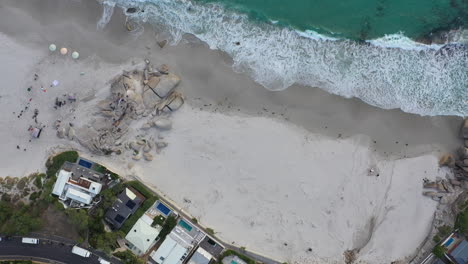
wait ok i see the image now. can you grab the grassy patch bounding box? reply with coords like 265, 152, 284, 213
218, 250, 256, 264
120, 196, 158, 234
46, 151, 79, 178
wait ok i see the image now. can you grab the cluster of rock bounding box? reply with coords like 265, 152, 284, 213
126, 134, 169, 162
422, 178, 461, 203
440, 119, 468, 179
56, 60, 183, 156
411, 118, 468, 263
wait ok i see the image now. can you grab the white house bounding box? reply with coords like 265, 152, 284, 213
52, 169, 102, 206
125, 213, 162, 255
150, 224, 203, 264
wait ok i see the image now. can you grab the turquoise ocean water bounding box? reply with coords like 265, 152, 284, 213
197, 0, 467, 40
101, 0, 468, 116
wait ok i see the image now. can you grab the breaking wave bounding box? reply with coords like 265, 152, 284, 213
102, 0, 468, 116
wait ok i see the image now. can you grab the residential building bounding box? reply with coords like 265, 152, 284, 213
448, 239, 468, 264
52, 169, 102, 207
198, 236, 224, 261
187, 247, 212, 264
150, 218, 206, 264
105, 187, 145, 229
125, 214, 162, 256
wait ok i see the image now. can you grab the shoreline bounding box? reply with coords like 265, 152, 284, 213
0, 0, 464, 263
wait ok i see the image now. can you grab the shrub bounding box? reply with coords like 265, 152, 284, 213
206, 228, 215, 235
114, 250, 144, 264
34, 174, 44, 189
46, 151, 79, 178
455, 209, 468, 236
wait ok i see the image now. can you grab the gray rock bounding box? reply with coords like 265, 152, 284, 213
67, 127, 75, 140
463, 159, 468, 167
157, 40, 168, 48
132, 154, 141, 161
459, 147, 468, 158
147, 76, 160, 89
144, 153, 154, 161
465, 140, 468, 148
461, 119, 468, 139
154, 118, 172, 130
153, 73, 180, 98
57, 127, 66, 138
156, 141, 168, 149
164, 96, 184, 112
129, 142, 141, 152
143, 144, 152, 153
143, 89, 162, 109
450, 179, 461, 186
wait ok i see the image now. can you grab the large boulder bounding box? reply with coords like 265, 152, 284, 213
154, 73, 180, 98
459, 147, 468, 159
67, 127, 75, 140
143, 89, 161, 109
461, 119, 468, 139
154, 118, 172, 130
164, 95, 184, 112
147, 76, 160, 89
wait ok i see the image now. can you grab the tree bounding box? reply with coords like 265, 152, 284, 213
455, 209, 468, 236
66, 209, 89, 234
433, 244, 447, 258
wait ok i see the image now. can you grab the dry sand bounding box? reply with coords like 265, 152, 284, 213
0, 0, 463, 263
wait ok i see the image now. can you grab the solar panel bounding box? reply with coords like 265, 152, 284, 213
114, 214, 125, 223
126, 200, 136, 209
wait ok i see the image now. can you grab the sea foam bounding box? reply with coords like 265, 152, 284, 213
102, 0, 468, 116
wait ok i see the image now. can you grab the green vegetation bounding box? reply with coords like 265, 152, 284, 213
218, 250, 256, 264
206, 227, 215, 235
157, 215, 178, 242
0, 201, 43, 235
45, 151, 78, 178
119, 181, 158, 233
191, 217, 198, 223
93, 163, 119, 180
113, 250, 144, 264
152, 215, 165, 227
433, 225, 452, 243
455, 208, 468, 237
34, 173, 45, 188
433, 244, 447, 258
120, 196, 158, 234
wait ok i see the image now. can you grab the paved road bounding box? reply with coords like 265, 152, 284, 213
0, 236, 102, 264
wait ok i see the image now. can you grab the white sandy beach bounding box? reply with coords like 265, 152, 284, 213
0, 0, 464, 263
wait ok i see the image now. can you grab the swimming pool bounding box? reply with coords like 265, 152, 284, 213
156, 202, 172, 216
179, 219, 193, 232
445, 237, 454, 247
78, 159, 93, 169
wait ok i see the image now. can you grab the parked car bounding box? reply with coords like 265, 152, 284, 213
72, 245, 91, 258
22, 237, 39, 244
